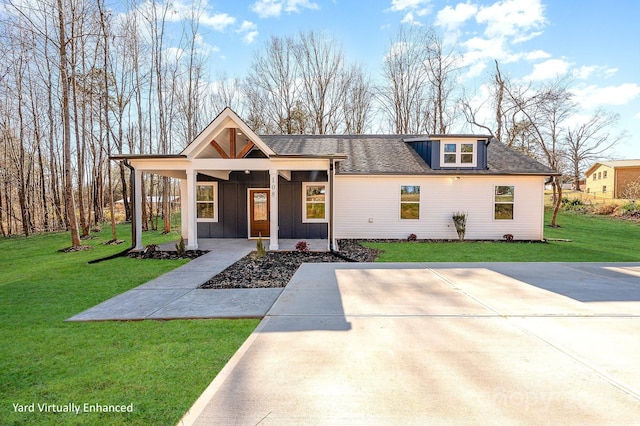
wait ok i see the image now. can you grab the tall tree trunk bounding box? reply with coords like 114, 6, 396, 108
73, 65, 89, 237
551, 176, 563, 227
35, 117, 49, 232
57, 0, 81, 247
98, 1, 118, 241
45, 36, 64, 231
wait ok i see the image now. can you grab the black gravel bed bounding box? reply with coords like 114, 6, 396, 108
128, 249, 210, 260
199, 240, 381, 289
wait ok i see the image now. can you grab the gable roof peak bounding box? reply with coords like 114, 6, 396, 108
180, 107, 275, 159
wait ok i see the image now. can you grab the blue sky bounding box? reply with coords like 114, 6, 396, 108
159, 0, 640, 159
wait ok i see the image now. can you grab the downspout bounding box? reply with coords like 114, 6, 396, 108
88, 159, 136, 264
328, 159, 334, 251
123, 159, 137, 249
327, 158, 356, 261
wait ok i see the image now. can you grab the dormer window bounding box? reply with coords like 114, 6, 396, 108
442, 142, 476, 167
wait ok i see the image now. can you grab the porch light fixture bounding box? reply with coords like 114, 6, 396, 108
244, 170, 250, 174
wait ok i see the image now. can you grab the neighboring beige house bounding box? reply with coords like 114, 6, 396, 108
585, 160, 640, 198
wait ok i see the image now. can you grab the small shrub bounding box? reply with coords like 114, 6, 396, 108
407, 233, 417, 242
175, 236, 186, 256
503, 233, 514, 242
561, 197, 585, 211
452, 211, 467, 241
619, 201, 639, 215
256, 234, 267, 258
592, 203, 616, 215
295, 240, 310, 252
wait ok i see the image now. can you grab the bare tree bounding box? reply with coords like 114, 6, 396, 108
506, 78, 575, 227
564, 109, 625, 190
378, 26, 431, 134
56, 0, 82, 247
460, 60, 529, 148
209, 73, 244, 115
297, 31, 348, 134
343, 65, 373, 134
423, 30, 459, 134
245, 35, 300, 134
620, 178, 640, 202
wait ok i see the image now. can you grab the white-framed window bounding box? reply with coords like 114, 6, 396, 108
441, 142, 476, 167
400, 185, 420, 220
494, 185, 514, 220
302, 182, 328, 222
196, 182, 218, 222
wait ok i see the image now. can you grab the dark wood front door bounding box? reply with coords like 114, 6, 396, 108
249, 189, 270, 237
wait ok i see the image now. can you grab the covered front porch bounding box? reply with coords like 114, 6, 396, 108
112, 108, 344, 253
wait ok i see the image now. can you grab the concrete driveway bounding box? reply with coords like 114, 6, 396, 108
180, 262, 640, 425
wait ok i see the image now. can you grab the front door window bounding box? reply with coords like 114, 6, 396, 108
250, 189, 270, 237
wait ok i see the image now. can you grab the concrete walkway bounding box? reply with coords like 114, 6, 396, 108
67, 239, 282, 321
180, 262, 640, 425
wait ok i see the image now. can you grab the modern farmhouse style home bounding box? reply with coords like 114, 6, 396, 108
113, 108, 557, 251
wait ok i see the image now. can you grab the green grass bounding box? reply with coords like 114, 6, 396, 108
0, 224, 258, 426
366, 210, 640, 262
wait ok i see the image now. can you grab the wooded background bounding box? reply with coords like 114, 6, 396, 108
0, 0, 624, 245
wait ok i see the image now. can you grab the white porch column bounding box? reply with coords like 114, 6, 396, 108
180, 178, 188, 240
186, 169, 198, 250
134, 169, 143, 250
269, 169, 279, 250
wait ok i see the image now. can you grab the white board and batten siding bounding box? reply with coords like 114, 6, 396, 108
334, 175, 546, 241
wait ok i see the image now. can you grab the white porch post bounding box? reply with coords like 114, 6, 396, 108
186, 169, 198, 250
180, 178, 188, 240
269, 169, 279, 250
134, 169, 143, 250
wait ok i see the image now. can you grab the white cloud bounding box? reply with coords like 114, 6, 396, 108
237, 21, 259, 44
388, 0, 432, 26
525, 50, 550, 61
435, 2, 478, 32
401, 11, 421, 26
251, 0, 319, 18
571, 83, 640, 110
461, 36, 520, 68
452, 0, 549, 81
466, 61, 487, 78
603, 68, 618, 79
193, 33, 221, 55
573, 65, 618, 80
285, 0, 319, 13
389, 0, 430, 12
201, 12, 236, 31
476, 0, 547, 42
251, 0, 281, 18
524, 58, 571, 81
635, 112, 640, 120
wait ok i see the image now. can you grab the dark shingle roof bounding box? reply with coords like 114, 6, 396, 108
259, 134, 556, 176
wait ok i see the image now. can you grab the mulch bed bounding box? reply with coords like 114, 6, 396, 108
199, 239, 382, 289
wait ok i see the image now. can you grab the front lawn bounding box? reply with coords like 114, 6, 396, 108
366, 210, 640, 262
0, 225, 258, 426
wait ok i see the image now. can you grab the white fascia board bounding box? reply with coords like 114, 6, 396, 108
191, 157, 329, 171
128, 158, 191, 171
